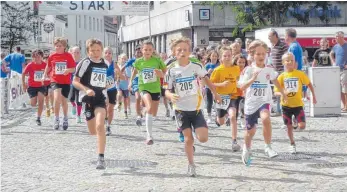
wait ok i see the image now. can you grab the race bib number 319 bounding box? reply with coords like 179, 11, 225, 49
90, 67, 106, 88
142, 68, 157, 84
55, 62, 67, 75
175, 76, 197, 98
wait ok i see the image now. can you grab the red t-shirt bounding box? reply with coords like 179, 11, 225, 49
48, 52, 76, 84
23, 61, 48, 87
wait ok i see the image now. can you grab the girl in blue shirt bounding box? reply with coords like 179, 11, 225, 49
205, 50, 219, 123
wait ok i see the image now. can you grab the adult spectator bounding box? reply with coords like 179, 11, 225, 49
1, 46, 25, 77
330, 31, 347, 112
285, 28, 303, 70
0, 52, 9, 79
313, 38, 331, 67
268, 29, 289, 116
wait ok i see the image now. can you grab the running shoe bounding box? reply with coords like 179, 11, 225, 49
187, 164, 197, 177
106, 126, 112, 136
136, 117, 142, 126
265, 145, 278, 158
241, 148, 252, 166
290, 144, 297, 154
96, 157, 106, 169
53, 119, 59, 130
36, 119, 42, 126
146, 138, 154, 145
76, 116, 82, 124
179, 132, 184, 142
165, 109, 170, 117
71, 106, 76, 116
62, 119, 68, 130
232, 141, 241, 152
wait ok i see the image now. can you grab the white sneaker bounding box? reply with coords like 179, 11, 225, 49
265, 145, 278, 158
242, 148, 252, 166
290, 144, 297, 154
187, 164, 197, 177
240, 120, 245, 129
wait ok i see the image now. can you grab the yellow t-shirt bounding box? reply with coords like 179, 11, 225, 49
275, 70, 310, 107
210, 64, 240, 99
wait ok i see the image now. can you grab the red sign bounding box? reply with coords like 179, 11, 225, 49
296, 37, 347, 48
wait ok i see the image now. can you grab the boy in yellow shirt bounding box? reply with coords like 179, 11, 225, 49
275, 52, 317, 154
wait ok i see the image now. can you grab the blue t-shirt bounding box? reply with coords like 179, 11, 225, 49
332, 43, 347, 69
205, 62, 219, 71
288, 41, 303, 70
119, 66, 132, 90
125, 57, 138, 86
4, 53, 25, 74
107, 60, 117, 91
0, 61, 8, 78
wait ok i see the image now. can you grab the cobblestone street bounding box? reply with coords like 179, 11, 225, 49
1, 99, 347, 191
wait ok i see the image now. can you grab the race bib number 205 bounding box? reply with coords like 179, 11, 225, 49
175, 76, 197, 98
90, 67, 106, 88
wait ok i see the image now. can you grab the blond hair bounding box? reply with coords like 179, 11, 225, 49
86, 38, 103, 52
248, 40, 268, 56
117, 53, 127, 66
282, 52, 295, 62
170, 37, 192, 50
53, 37, 67, 47
218, 46, 232, 58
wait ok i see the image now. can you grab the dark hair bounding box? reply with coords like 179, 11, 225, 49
16, 46, 21, 52
232, 54, 248, 67
270, 29, 279, 38
32, 49, 44, 57
285, 28, 297, 38
206, 50, 219, 64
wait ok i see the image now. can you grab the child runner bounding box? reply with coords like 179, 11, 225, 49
43, 37, 76, 130
73, 38, 108, 169
22, 49, 48, 125
122, 45, 143, 126
42, 56, 54, 117
274, 52, 317, 154
159, 52, 170, 117
117, 53, 131, 119
238, 40, 287, 165
104, 47, 120, 136
128, 40, 167, 145
68, 46, 83, 123
164, 37, 221, 176
210, 47, 241, 151
204, 50, 220, 123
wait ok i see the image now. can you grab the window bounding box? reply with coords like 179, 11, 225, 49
78, 16, 81, 28
97, 19, 99, 32
150, 1, 154, 10
160, 1, 166, 3
93, 18, 95, 31
84, 15, 87, 29
100, 19, 103, 32
89, 16, 92, 30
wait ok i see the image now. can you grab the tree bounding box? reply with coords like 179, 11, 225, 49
1, 1, 36, 52
202, 1, 335, 37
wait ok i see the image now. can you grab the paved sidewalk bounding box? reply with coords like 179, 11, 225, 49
1, 98, 347, 192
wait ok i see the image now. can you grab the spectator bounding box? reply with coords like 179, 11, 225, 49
230, 42, 241, 57
313, 38, 331, 67
0, 52, 9, 79
330, 31, 347, 112
302, 47, 309, 67
268, 29, 289, 116
160, 52, 168, 61
1, 46, 26, 77
285, 28, 303, 70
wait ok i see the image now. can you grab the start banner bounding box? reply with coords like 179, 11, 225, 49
8, 73, 29, 110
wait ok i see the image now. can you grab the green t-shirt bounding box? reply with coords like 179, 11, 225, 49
133, 56, 166, 93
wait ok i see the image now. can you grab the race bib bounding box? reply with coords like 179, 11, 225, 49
175, 76, 198, 98
142, 68, 157, 84
34, 71, 44, 82
216, 95, 231, 110
55, 62, 67, 75
106, 76, 115, 88
90, 67, 106, 88
251, 83, 268, 97
284, 78, 299, 93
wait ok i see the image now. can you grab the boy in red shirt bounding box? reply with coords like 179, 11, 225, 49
22, 49, 48, 126
43, 37, 76, 130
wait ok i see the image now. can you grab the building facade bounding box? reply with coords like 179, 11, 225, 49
119, 1, 347, 56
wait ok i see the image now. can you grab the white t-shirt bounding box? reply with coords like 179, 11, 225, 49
165, 62, 207, 111
238, 66, 278, 115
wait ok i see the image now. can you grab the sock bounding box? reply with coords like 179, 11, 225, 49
145, 113, 153, 139
98, 154, 104, 158
63, 116, 68, 121
137, 115, 141, 119
77, 105, 82, 116
37, 116, 40, 120
233, 139, 237, 143
71, 102, 76, 107
55, 116, 59, 121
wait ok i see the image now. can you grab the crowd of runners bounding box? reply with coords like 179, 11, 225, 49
4, 28, 347, 177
